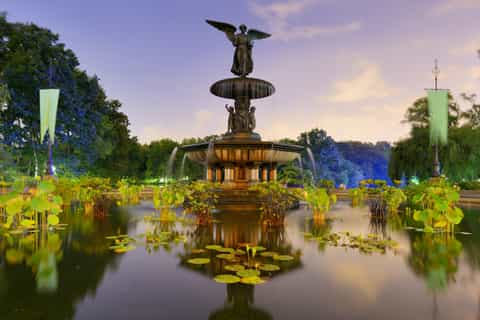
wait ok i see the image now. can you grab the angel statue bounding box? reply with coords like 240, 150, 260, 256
206, 20, 271, 77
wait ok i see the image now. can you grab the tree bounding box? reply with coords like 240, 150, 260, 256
0, 15, 138, 176
402, 94, 460, 128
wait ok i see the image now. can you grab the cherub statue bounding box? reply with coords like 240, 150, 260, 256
206, 20, 271, 77
225, 104, 235, 133
248, 106, 256, 132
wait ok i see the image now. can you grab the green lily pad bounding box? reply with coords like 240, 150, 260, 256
113, 245, 136, 254
205, 244, 223, 250
47, 215, 59, 226
236, 269, 261, 277
259, 264, 280, 272
216, 253, 235, 260
187, 258, 210, 265
240, 276, 266, 285
214, 274, 241, 284
217, 247, 235, 253
224, 264, 245, 272
273, 255, 294, 261
191, 249, 207, 254
234, 249, 246, 255
260, 251, 278, 257
253, 246, 266, 252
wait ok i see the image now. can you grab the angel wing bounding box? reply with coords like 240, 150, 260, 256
206, 20, 236, 42
247, 29, 271, 41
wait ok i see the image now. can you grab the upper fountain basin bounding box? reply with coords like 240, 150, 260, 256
210, 77, 275, 99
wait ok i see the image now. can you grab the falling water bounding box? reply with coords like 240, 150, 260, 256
180, 153, 188, 180
306, 147, 317, 181
296, 154, 303, 173
167, 146, 179, 179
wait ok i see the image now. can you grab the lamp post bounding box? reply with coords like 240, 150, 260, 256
432, 59, 441, 177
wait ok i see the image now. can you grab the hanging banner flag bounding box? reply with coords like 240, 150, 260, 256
40, 89, 60, 144
426, 89, 449, 146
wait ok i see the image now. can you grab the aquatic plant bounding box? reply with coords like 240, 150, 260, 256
249, 181, 301, 226
117, 179, 142, 205
1, 179, 63, 231
303, 186, 337, 220
303, 231, 399, 255
408, 178, 463, 233
348, 186, 367, 207
184, 181, 219, 225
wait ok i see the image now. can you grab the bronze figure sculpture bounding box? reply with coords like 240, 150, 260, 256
225, 104, 235, 133
206, 20, 271, 77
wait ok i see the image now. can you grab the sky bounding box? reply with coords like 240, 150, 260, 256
2, 0, 479, 144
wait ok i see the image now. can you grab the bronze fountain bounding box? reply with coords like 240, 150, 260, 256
181, 20, 303, 210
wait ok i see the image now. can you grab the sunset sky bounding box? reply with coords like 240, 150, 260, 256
3, 0, 479, 143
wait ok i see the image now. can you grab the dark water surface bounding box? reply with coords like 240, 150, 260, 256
2, 202, 480, 320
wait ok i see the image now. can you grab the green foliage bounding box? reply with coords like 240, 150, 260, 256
117, 179, 142, 205
348, 186, 367, 207
407, 178, 464, 233
457, 180, 480, 190
390, 93, 480, 182
249, 181, 301, 226
0, 178, 63, 230
184, 181, 219, 225
303, 186, 336, 217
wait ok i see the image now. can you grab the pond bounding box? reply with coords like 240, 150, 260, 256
1, 202, 480, 320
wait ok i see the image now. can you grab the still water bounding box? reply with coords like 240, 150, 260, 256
1, 202, 480, 320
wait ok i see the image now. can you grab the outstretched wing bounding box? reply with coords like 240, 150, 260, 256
247, 29, 271, 41
206, 20, 236, 42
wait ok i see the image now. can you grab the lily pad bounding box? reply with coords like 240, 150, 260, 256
191, 249, 207, 254
113, 245, 136, 254
273, 255, 294, 261
214, 274, 241, 284
236, 269, 261, 277
224, 264, 245, 272
187, 258, 210, 265
205, 244, 223, 250
240, 276, 266, 285
216, 253, 235, 260
253, 246, 266, 252
234, 249, 246, 255
260, 251, 278, 257
47, 215, 59, 226
217, 247, 235, 253
259, 264, 280, 272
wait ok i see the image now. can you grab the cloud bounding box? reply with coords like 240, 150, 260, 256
471, 66, 480, 79
449, 37, 480, 56
249, 0, 361, 41
431, 0, 480, 16
326, 63, 391, 103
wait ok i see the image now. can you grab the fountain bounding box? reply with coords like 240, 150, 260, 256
166, 146, 179, 179
181, 20, 304, 210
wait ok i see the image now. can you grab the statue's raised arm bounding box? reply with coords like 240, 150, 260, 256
206, 19, 271, 77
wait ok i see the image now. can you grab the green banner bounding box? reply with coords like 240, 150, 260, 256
426, 89, 449, 146
40, 89, 60, 144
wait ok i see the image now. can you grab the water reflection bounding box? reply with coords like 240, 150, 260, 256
2, 202, 480, 320
209, 284, 273, 320
0, 206, 129, 319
